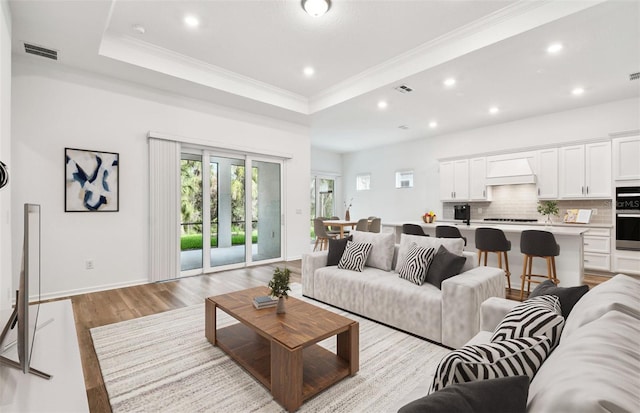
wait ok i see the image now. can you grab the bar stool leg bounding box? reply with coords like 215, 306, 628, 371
503, 251, 511, 291
546, 257, 553, 282
527, 256, 533, 295
520, 256, 529, 301
477, 251, 482, 266
551, 256, 558, 284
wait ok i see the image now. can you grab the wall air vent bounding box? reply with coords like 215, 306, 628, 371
394, 84, 413, 93
24, 43, 58, 60
630, 72, 640, 81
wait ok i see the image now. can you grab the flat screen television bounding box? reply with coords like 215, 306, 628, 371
0, 203, 50, 379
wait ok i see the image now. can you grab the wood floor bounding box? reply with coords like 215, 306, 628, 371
68, 260, 607, 413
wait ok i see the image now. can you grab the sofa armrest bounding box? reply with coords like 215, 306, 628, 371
302, 251, 328, 297
441, 266, 506, 348
480, 297, 520, 333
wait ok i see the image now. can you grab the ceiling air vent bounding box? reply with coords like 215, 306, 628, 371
398, 125, 409, 130
630, 72, 640, 81
394, 84, 413, 94
24, 43, 58, 60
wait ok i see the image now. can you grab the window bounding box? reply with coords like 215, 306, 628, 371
356, 174, 371, 191
395, 171, 414, 188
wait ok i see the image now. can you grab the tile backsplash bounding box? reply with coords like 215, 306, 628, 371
442, 184, 612, 225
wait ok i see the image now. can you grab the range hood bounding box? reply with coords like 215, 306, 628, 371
485, 158, 537, 186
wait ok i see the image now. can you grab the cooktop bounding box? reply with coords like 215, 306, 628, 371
483, 218, 538, 223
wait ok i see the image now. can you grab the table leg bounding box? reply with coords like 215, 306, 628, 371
271, 340, 303, 412
337, 322, 359, 376
205, 299, 217, 345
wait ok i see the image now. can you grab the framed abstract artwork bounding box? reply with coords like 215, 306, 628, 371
65, 148, 119, 212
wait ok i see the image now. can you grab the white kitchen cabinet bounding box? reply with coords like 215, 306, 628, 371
559, 141, 611, 199
612, 135, 640, 181
536, 148, 558, 199
583, 228, 611, 271
439, 159, 469, 201
614, 250, 640, 275
469, 157, 489, 200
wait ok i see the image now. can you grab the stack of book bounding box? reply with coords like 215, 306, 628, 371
253, 295, 278, 309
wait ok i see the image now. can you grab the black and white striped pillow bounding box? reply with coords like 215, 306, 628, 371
491, 295, 565, 348
337, 241, 373, 272
429, 336, 552, 393
398, 242, 436, 285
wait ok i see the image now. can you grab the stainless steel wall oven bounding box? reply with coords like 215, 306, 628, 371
616, 186, 640, 251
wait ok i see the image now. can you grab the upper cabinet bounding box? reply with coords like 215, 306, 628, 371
440, 159, 469, 201
559, 141, 611, 199
536, 148, 558, 199
469, 157, 490, 201
612, 135, 640, 181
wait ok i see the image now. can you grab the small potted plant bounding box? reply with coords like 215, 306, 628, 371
268, 267, 291, 314
423, 211, 436, 224
537, 200, 559, 226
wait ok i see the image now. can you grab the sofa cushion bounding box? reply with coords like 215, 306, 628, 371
313, 266, 389, 315
396, 234, 464, 272
528, 279, 589, 318
337, 241, 372, 272
326, 235, 352, 266
426, 245, 467, 289
362, 275, 443, 343
399, 376, 529, 413
527, 310, 640, 413
429, 336, 552, 393
352, 230, 395, 271
398, 243, 436, 285
562, 273, 640, 340
491, 295, 564, 349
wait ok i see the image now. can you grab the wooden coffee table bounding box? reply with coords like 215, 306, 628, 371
205, 286, 359, 412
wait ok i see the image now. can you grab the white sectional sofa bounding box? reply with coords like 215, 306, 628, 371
302, 232, 506, 348
458, 273, 640, 412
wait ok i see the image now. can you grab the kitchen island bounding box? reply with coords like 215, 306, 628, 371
383, 221, 589, 290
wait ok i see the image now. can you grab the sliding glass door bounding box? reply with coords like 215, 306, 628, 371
180, 149, 282, 275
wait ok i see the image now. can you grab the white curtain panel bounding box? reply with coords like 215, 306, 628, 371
149, 137, 181, 282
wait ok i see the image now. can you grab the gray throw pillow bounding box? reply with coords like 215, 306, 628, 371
529, 279, 589, 318
398, 376, 529, 413
425, 245, 466, 289
326, 235, 352, 266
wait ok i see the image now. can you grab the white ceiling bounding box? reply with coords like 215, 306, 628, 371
8, 0, 640, 153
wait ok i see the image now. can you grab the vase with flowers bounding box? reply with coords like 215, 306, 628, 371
423, 211, 436, 224
344, 198, 353, 221
537, 200, 559, 227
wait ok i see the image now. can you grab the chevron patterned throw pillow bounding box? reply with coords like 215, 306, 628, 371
429, 336, 552, 393
491, 295, 565, 349
337, 241, 373, 272
398, 242, 436, 285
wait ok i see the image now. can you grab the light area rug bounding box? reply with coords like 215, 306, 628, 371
90, 284, 450, 412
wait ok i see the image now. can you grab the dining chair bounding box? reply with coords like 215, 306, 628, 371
355, 218, 369, 231
368, 217, 381, 233
313, 217, 337, 251
327, 215, 349, 237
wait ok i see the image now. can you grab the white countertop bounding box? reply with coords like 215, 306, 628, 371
384, 220, 590, 236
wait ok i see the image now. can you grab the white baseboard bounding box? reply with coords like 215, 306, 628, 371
36, 278, 149, 302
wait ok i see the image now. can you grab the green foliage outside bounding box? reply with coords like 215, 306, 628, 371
181, 231, 258, 251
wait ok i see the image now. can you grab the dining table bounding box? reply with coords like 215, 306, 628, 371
322, 219, 358, 238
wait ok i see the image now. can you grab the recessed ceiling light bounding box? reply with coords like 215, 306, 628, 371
132, 24, 145, 35
489, 106, 500, 115
547, 43, 563, 54
377, 101, 388, 109
184, 15, 200, 28
303, 67, 315, 77
302, 0, 330, 17
572, 87, 585, 96
429, 121, 438, 128
443, 78, 456, 87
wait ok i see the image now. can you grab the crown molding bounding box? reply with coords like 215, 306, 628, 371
99, 32, 310, 114
309, 0, 607, 113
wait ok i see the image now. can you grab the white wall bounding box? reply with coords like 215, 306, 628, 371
343, 98, 640, 222
0, 0, 11, 310
11, 57, 310, 300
